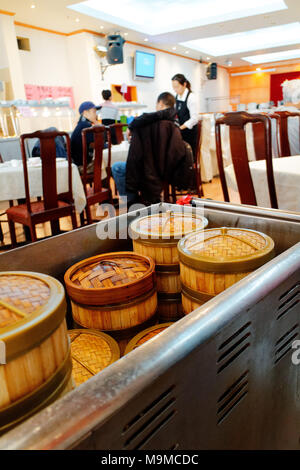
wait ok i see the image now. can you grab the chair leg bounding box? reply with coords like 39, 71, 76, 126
0, 222, 3, 244
80, 212, 85, 226
71, 211, 78, 230
8, 219, 17, 248
86, 204, 92, 225
29, 223, 37, 243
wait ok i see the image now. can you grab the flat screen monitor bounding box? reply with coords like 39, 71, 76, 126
134, 50, 155, 80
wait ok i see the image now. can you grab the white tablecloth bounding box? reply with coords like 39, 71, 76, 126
0, 159, 86, 213
224, 155, 300, 212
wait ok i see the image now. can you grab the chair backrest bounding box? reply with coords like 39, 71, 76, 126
215, 111, 278, 208
252, 113, 282, 159
194, 120, 203, 195
81, 125, 106, 194
275, 111, 300, 156
106, 123, 128, 169
20, 130, 73, 214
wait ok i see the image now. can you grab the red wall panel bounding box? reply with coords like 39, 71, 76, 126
270, 71, 300, 104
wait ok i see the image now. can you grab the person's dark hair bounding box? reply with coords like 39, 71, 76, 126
157, 92, 176, 108
171, 73, 192, 92
102, 89, 112, 100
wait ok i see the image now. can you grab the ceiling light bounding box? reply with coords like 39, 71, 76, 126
231, 68, 276, 76
144, 38, 148, 41
75, 18, 80, 22
243, 48, 300, 64
30, 3, 36, 8
172, 47, 177, 50
68, 0, 287, 36
180, 22, 300, 56
124, 32, 128, 36
100, 25, 104, 29
185, 51, 189, 54
206, 57, 210, 60
256, 67, 261, 71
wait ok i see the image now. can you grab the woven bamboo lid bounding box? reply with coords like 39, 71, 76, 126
64, 252, 156, 306
124, 323, 173, 354
178, 227, 275, 273
129, 211, 208, 243
69, 329, 120, 386
0, 272, 66, 361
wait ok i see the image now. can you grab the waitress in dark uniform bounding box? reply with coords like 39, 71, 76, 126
172, 73, 199, 159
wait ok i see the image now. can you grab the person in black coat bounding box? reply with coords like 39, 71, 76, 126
111, 92, 189, 206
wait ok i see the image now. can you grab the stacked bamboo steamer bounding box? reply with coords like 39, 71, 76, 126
129, 211, 208, 322
69, 330, 120, 386
178, 227, 275, 315
64, 252, 157, 355
0, 272, 72, 434
124, 323, 172, 354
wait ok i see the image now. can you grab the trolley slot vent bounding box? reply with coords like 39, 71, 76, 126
217, 342, 251, 373
277, 298, 300, 320
217, 371, 249, 424
217, 324, 251, 374
218, 322, 251, 350
125, 406, 177, 450
274, 324, 299, 365
279, 283, 300, 302
122, 385, 175, 434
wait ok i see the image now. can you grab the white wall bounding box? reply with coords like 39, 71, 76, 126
11, 26, 230, 114
15, 26, 72, 87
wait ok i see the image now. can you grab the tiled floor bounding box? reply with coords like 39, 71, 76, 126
0, 177, 226, 250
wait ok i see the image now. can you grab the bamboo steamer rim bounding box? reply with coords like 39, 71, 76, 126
64, 251, 156, 306
178, 227, 275, 273
181, 285, 214, 304
69, 329, 120, 380
129, 211, 208, 242
124, 323, 173, 354
0, 272, 66, 361
0, 348, 72, 433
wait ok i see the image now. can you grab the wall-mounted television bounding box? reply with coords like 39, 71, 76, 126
134, 50, 156, 80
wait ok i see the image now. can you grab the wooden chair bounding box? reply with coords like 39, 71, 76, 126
106, 122, 128, 197
275, 111, 300, 156
81, 125, 112, 225
163, 120, 204, 203
251, 113, 282, 159
215, 111, 278, 209
6, 130, 77, 247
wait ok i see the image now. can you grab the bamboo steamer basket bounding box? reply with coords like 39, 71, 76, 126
69, 330, 120, 387
157, 293, 184, 323
64, 252, 158, 353
0, 272, 72, 434
130, 211, 208, 294
178, 227, 275, 314
124, 323, 173, 355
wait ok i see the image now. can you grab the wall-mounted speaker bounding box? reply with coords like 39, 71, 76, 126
206, 62, 217, 80
106, 34, 125, 65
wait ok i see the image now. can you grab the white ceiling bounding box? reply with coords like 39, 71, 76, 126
0, 0, 299, 67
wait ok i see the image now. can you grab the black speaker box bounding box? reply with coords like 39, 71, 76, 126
206, 62, 217, 80
106, 34, 125, 65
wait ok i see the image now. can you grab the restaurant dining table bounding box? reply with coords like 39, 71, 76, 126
0, 157, 86, 213
224, 155, 300, 212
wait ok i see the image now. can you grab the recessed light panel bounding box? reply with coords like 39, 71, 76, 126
69, 0, 287, 36
180, 22, 300, 56
243, 48, 300, 63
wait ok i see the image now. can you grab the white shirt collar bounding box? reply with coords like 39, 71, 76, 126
177, 88, 189, 101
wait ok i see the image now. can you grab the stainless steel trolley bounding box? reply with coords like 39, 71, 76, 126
0, 200, 299, 450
